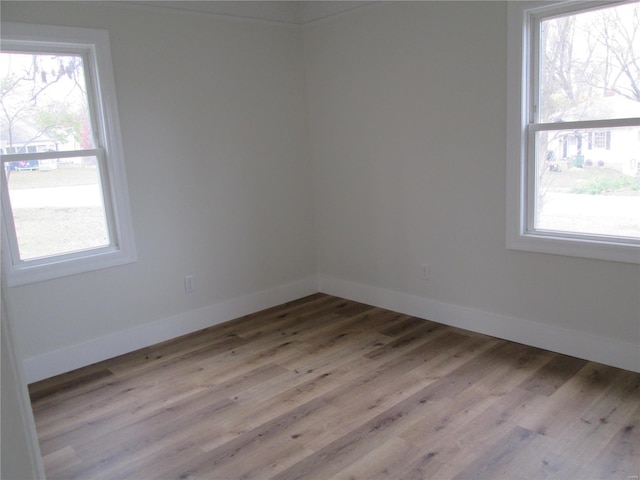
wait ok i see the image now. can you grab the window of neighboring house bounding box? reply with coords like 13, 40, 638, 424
592, 131, 609, 150
507, 1, 640, 264
1, 23, 136, 286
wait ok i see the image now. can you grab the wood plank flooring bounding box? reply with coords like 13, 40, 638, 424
29, 294, 640, 479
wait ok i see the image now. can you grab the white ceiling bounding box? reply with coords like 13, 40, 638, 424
125, 1, 375, 25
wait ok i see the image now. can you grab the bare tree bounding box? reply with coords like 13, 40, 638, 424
541, 2, 639, 123
597, 4, 640, 102
0, 53, 87, 151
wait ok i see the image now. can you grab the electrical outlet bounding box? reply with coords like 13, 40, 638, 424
184, 275, 195, 293
420, 264, 429, 280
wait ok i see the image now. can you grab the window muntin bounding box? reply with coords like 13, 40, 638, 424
1, 23, 136, 285
507, 1, 640, 264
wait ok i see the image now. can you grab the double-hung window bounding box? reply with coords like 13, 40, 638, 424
507, 1, 640, 263
1, 23, 136, 285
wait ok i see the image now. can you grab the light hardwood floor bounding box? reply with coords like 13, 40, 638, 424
29, 294, 639, 479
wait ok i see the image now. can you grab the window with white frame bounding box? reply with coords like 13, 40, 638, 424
1, 23, 136, 286
591, 131, 609, 150
507, 1, 640, 264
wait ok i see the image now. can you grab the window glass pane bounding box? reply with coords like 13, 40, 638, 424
539, 2, 640, 123
0, 52, 94, 152
534, 127, 640, 239
4, 158, 110, 260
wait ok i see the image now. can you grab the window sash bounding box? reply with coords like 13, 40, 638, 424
1, 148, 120, 265
1, 45, 101, 153
524, 118, 640, 242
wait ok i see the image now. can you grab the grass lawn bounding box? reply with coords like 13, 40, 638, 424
542, 166, 639, 196
6, 164, 100, 190
538, 165, 639, 238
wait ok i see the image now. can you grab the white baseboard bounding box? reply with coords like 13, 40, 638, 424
318, 275, 640, 373
23, 276, 319, 384
24, 273, 639, 383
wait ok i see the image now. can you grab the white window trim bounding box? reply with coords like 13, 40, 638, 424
506, 1, 640, 264
1, 23, 137, 286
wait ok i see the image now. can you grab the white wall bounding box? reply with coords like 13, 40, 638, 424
1, 1, 317, 381
1, 306, 45, 479
1, 1, 638, 382
304, 2, 639, 369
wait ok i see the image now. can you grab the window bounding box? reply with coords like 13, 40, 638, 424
592, 131, 609, 150
1, 23, 136, 285
507, 1, 640, 264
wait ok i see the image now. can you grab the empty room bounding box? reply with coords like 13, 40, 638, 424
1, 1, 638, 479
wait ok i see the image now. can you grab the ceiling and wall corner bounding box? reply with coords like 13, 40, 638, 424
123, 1, 377, 25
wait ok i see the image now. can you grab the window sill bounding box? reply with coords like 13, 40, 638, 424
506, 230, 640, 264
2, 246, 137, 287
